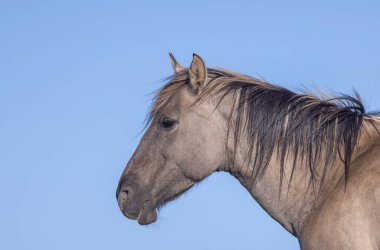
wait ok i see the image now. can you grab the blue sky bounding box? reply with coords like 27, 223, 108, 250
1, 1, 379, 249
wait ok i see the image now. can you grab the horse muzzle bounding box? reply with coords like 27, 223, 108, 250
116, 185, 158, 225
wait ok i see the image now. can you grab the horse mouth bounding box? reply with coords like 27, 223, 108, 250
119, 201, 158, 225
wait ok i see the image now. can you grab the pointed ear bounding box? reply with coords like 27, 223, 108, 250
169, 53, 185, 73
189, 53, 207, 94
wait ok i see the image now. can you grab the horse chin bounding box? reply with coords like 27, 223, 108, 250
137, 208, 157, 225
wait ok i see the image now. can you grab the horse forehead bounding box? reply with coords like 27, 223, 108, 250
162, 87, 215, 118
166, 87, 195, 109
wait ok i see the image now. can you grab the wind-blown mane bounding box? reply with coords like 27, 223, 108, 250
150, 68, 378, 190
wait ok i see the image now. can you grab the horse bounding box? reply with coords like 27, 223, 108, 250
116, 54, 380, 249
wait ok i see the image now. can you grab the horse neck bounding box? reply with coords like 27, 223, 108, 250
224, 114, 380, 237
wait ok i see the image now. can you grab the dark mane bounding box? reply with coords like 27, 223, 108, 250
150, 68, 378, 189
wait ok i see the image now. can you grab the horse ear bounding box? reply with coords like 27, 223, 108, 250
169, 53, 185, 73
189, 53, 207, 94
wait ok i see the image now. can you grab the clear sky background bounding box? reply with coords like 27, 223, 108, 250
1, 1, 380, 250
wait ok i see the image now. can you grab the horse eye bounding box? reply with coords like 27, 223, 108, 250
161, 118, 176, 129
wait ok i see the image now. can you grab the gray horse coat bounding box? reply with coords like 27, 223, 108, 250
117, 54, 380, 249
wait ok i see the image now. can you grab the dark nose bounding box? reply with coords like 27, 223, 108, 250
116, 185, 134, 211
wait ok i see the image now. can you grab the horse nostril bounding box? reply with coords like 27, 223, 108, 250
123, 186, 134, 197
117, 186, 135, 212
117, 192, 126, 211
